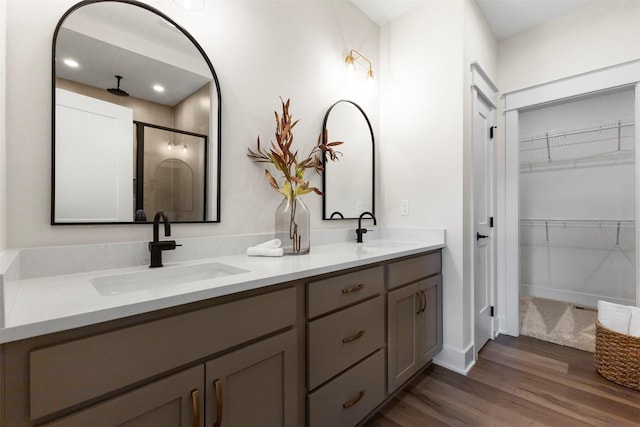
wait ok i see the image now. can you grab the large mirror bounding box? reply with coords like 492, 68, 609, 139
322, 100, 375, 220
52, 0, 221, 224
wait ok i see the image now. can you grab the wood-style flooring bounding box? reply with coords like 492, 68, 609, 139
364, 335, 640, 426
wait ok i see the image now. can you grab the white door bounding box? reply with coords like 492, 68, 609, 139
473, 90, 496, 357
55, 88, 133, 222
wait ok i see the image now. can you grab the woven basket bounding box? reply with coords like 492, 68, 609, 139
594, 321, 640, 390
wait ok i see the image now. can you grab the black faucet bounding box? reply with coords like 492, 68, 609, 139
356, 211, 377, 243
148, 210, 179, 268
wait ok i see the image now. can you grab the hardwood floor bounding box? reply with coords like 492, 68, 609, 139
364, 335, 640, 426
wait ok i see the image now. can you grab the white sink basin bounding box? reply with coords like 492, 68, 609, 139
91, 262, 249, 296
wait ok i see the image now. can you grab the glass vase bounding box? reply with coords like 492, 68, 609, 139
275, 197, 310, 255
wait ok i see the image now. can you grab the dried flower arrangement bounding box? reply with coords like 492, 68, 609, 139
247, 98, 342, 200
247, 98, 342, 253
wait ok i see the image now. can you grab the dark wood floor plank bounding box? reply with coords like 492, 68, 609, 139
414, 374, 551, 427
480, 341, 640, 410
472, 357, 639, 426
364, 393, 449, 427
366, 336, 640, 426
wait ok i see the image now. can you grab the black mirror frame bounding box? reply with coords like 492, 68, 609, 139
51, 0, 222, 225
321, 100, 375, 220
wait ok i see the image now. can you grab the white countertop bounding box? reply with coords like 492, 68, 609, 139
1, 231, 444, 344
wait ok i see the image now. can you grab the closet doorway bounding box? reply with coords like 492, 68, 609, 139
519, 89, 635, 351
502, 60, 640, 340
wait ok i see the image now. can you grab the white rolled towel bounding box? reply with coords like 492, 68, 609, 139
597, 300, 631, 335
254, 239, 282, 249
628, 306, 640, 338
246, 239, 284, 257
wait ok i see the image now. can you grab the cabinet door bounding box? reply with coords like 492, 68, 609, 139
387, 282, 420, 393
418, 274, 443, 363
43, 365, 204, 427
205, 329, 297, 427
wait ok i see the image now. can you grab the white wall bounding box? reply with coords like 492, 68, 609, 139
379, 0, 496, 372
498, 0, 640, 94
0, 0, 6, 252
496, 0, 640, 331
5, 0, 379, 247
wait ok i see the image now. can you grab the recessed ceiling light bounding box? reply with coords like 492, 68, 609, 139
153, 84, 165, 92
63, 58, 79, 68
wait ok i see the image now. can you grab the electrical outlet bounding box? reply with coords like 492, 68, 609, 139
356, 201, 364, 214
400, 200, 409, 216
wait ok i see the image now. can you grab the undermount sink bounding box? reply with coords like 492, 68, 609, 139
91, 262, 249, 296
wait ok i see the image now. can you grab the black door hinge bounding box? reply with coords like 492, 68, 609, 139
489, 217, 494, 228
490, 306, 495, 317
489, 126, 497, 139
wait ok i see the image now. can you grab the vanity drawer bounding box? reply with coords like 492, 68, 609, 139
388, 251, 441, 290
29, 287, 296, 420
307, 265, 384, 318
308, 349, 385, 427
308, 295, 384, 389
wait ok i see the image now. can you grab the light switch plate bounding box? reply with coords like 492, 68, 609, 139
400, 200, 409, 216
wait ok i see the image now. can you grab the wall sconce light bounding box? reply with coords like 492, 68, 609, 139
345, 49, 374, 82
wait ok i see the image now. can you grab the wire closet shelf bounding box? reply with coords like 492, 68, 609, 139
520, 219, 635, 251
520, 119, 635, 171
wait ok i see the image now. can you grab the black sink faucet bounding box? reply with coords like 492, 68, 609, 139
356, 211, 377, 243
149, 210, 179, 268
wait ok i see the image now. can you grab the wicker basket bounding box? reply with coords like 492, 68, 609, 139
594, 321, 640, 390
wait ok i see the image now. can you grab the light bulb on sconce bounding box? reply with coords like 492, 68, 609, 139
167, 142, 174, 151
182, 144, 188, 154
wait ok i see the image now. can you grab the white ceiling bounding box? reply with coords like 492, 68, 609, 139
351, 0, 596, 39
475, 0, 595, 40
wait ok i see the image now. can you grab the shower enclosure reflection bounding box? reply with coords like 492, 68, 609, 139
136, 123, 207, 222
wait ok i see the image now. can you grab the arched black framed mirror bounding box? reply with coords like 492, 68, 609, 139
322, 100, 375, 220
52, 0, 221, 224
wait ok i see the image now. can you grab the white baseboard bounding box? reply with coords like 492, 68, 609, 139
521, 284, 634, 307
497, 315, 512, 336
432, 343, 475, 375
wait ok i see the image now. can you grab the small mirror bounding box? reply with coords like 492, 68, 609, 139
322, 100, 375, 220
52, 0, 221, 224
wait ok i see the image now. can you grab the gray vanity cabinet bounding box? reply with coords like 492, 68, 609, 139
204, 329, 297, 427
306, 266, 386, 427
42, 365, 205, 427
3, 286, 299, 427
0, 249, 443, 427
387, 253, 442, 393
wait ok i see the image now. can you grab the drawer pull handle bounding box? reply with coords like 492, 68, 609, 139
342, 283, 364, 294
214, 379, 223, 427
420, 290, 426, 313
342, 330, 365, 343
191, 389, 201, 427
342, 390, 366, 409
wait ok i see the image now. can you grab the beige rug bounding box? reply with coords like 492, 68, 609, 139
520, 295, 596, 352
